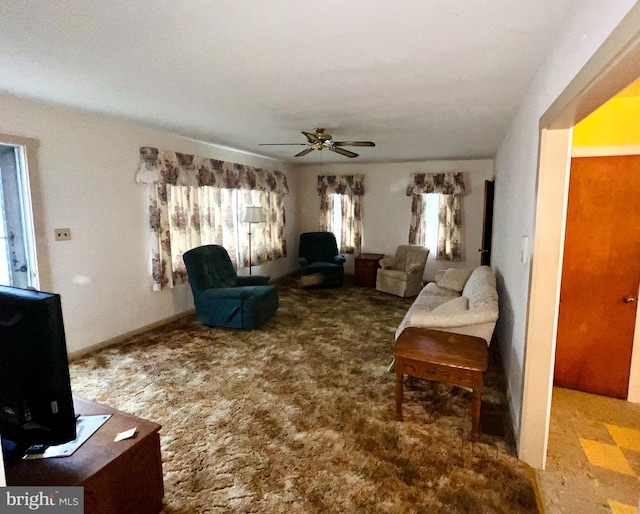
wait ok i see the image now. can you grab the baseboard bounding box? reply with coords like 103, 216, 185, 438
68, 309, 196, 361
524, 462, 546, 514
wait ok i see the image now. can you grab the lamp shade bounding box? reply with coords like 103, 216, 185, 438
242, 206, 266, 223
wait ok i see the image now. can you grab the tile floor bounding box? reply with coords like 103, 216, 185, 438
536, 387, 640, 513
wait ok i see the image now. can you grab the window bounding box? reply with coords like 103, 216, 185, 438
163, 185, 281, 280
136, 148, 289, 291
319, 190, 361, 254
423, 194, 439, 256
331, 194, 343, 250
317, 175, 364, 255
407, 173, 464, 262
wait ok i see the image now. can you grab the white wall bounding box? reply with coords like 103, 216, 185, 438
295, 159, 494, 280
0, 93, 299, 354
491, 0, 638, 450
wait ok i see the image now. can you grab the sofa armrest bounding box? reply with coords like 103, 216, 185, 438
409, 306, 498, 329
332, 254, 346, 265
298, 257, 308, 267
237, 275, 270, 286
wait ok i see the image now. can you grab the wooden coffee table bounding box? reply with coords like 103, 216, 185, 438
393, 327, 489, 435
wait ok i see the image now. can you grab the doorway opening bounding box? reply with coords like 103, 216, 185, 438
0, 142, 38, 289
519, 8, 640, 470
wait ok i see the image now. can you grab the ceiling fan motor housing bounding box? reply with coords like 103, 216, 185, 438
314, 128, 332, 142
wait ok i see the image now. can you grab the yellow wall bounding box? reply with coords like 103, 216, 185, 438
573, 94, 640, 147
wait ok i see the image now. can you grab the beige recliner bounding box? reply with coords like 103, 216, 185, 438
376, 245, 430, 297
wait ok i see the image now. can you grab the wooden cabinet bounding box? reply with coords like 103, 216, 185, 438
6, 396, 164, 514
354, 253, 385, 287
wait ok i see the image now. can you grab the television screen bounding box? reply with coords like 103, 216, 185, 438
0, 285, 76, 455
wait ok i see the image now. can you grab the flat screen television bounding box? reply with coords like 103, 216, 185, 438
0, 285, 76, 458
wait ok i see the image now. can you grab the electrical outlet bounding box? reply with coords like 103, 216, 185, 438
54, 228, 71, 241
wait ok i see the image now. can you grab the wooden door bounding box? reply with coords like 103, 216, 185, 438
479, 180, 494, 266
554, 156, 640, 398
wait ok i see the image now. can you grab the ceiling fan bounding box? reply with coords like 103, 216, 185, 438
259, 127, 375, 158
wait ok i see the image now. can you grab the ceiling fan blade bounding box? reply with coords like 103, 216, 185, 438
258, 143, 308, 146
329, 147, 359, 158
333, 141, 376, 147
302, 131, 320, 143
294, 147, 315, 157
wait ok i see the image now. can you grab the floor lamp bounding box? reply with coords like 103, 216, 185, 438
242, 206, 266, 275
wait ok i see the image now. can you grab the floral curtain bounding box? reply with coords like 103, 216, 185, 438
239, 189, 287, 268
406, 172, 465, 262
339, 193, 362, 254
408, 194, 425, 246
137, 147, 289, 291
318, 193, 333, 233
437, 195, 463, 261
317, 175, 365, 254
136, 147, 290, 192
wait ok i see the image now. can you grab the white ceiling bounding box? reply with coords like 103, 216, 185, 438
0, 0, 576, 164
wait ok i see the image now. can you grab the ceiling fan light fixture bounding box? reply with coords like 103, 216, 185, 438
260, 126, 375, 159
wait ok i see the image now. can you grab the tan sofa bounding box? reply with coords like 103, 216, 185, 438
376, 245, 430, 298
395, 266, 499, 344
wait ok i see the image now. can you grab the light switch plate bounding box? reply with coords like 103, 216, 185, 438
54, 228, 71, 241
521, 236, 529, 264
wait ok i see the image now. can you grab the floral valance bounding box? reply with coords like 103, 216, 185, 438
135, 147, 289, 194
316, 175, 365, 196
405, 172, 465, 196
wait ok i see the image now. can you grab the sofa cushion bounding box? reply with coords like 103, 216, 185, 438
432, 295, 468, 314
421, 282, 462, 298
462, 266, 498, 310
435, 268, 473, 292
409, 305, 498, 329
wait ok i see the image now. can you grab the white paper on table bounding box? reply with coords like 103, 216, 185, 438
114, 427, 137, 442
23, 414, 112, 459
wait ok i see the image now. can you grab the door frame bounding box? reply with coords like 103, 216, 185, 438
480, 180, 494, 266
0, 133, 48, 290
519, 6, 640, 469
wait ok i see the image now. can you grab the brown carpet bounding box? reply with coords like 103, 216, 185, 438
69, 276, 538, 513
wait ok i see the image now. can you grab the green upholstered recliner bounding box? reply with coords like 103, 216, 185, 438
183, 245, 278, 329
298, 232, 346, 287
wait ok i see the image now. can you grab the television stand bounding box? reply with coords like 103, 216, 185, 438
5, 396, 164, 514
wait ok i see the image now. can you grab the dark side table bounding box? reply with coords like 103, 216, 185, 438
354, 253, 385, 287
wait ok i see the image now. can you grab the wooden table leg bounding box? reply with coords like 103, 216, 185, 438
471, 371, 483, 435
394, 359, 404, 421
